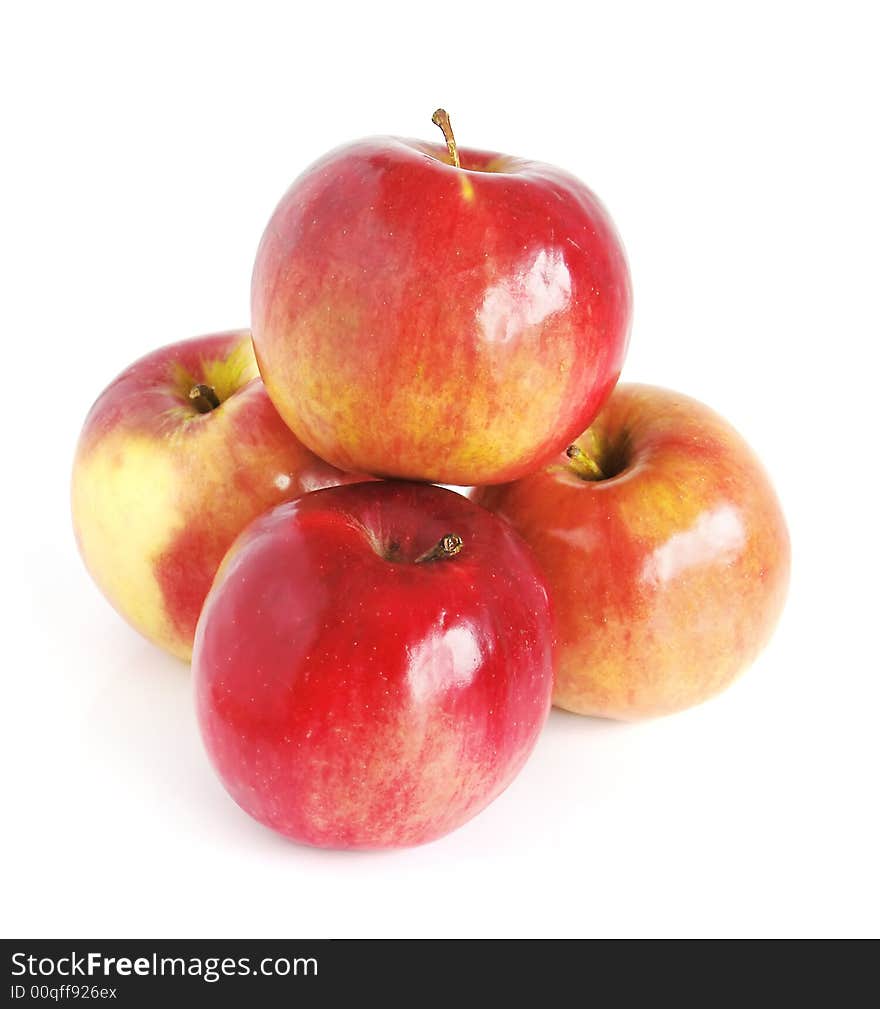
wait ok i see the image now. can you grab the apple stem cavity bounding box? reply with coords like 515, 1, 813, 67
189, 384, 221, 414
566, 443, 605, 481
416, 533, 464, 563
431, 108, 461, 169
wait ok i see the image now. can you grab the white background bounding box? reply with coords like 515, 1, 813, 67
2, 1, 878, 939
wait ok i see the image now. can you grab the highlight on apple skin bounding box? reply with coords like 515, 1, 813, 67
193, 481, 555, 850
251, 110, 632, 487
473, 383, 791, 720
71, 330, 366, 661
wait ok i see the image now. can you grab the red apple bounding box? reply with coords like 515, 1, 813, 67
72, 330, 365, 661
251, 109, 631, 485
193, 481, 554, 849
473, 384, 790, 719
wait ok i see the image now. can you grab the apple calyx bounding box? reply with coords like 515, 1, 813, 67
415, 533, 464, 563
566, 443, 605, 481
431, 109, 460, 169
189, 384, 221, 414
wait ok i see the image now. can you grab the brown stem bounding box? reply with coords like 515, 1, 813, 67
189, 383, 220, 413
431, 108, 460, 168
416, 533, 463, 563
566, 443, 605, 480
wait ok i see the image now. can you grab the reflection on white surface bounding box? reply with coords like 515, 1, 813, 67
641, 504, 746, 585
407, 623, 482, 704
477, 249, 571, 344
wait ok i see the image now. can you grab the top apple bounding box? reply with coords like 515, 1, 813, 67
251, 110, 632, 485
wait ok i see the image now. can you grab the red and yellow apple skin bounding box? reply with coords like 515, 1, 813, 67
473, 384, 790, 720
251, 131, 631, 485
193, 482, 554, 850
71, 331, 365, 662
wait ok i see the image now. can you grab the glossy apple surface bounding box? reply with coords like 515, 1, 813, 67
251, 114, 631, 485
473, 384, 790, 719
72, 330, 364, 661
193, 482, 554, 849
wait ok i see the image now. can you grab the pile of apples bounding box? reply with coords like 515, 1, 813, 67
72, 111, 790, 850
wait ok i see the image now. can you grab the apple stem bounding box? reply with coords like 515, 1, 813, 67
416, 533, 464, 563
431, 109, 461, 169
566, 443, 605, 480
189, 384, 221, 414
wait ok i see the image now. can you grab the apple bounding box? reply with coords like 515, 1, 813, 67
473, 383, 790, 719
71, 330, 365, 661
193, 481, 554, 849
251, 109, 632, 486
